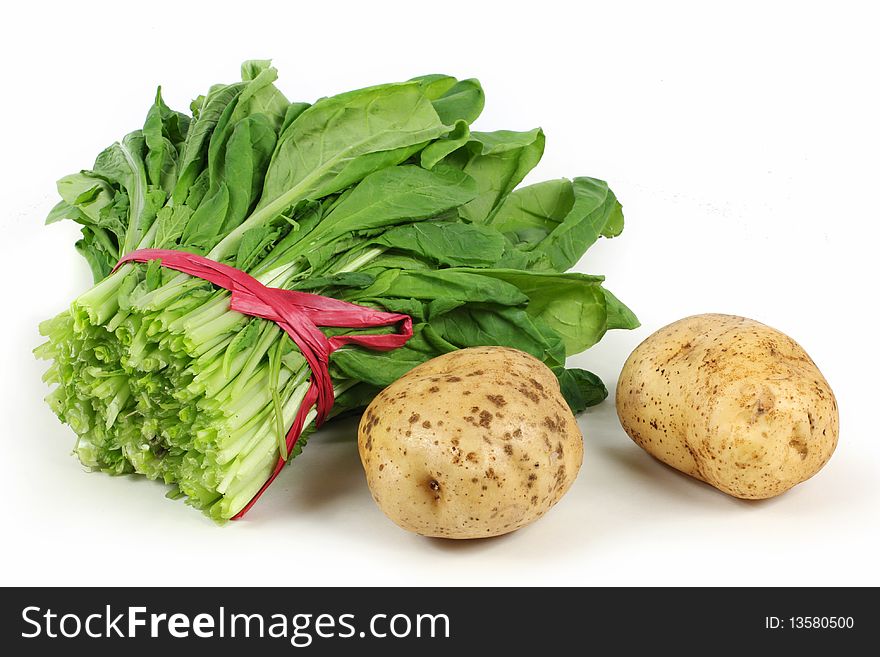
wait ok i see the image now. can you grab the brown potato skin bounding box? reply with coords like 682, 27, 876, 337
616, 314, 838, 499
358, 347, 583, 538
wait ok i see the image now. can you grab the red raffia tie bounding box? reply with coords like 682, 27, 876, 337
113, 249, 413, 519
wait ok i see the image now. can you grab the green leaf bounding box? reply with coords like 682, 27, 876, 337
470, 269, 608, 353
430, 79, 485, 125
303, 234, 363, 273
420, 324, 460, 352
46, 200, 77, 225
53, 130, 158, 258
373, 221, 506, 267
318, 143, 428, 196
447, 128, 546, 223
292, 272, 375, 291
468, 129, 545, 155
181, 168, 210, 209
603, 288, 639, 330
350, 269, 528, 306
182, 183, 229, 250
171, 67, 285, 252
490, 178, 574, 243
236, 60, 289, 130
370, 297, 427, 321
235, 225, 281, 270
330, 329, 437, 387
291, 164, 478, 253
153, 205, 193, 249
74, 226, 118, 281
144, 259, 163, 290
280, 102, 311, 133
492, 177, 624, 271
55, 173, 124, 235
427, 304, 565, 366
409, 74, 458, 99
425, 298, 467, 318
173, 83, 244, 203
420, 120, 470, 169
359, 252, 433, 274
410, 75, 484, 124
219, 113, 278, 234
552, 367, 608, 413
222, 319, 262, 375
97, 132, 155, 254
143, 87, 189, 195
257, 82, 449, 212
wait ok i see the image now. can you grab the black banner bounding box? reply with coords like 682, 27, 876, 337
1, 587, 871, 654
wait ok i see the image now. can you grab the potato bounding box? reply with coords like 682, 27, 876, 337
358, 347, 583, 538
616, 314, 838, 499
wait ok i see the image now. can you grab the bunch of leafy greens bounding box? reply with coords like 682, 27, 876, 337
37, 61, 638, 521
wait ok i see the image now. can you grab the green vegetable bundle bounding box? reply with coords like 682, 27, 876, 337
37, 61, 638, 521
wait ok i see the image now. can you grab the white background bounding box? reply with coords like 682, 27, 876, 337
1, 0, 877, 586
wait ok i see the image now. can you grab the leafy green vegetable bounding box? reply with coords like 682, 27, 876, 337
553, 367, 608, 413
449, 128, 546, 224
37, 61, 636, 522
492, 177, 624, 271
470, 270, 610, 352
373, 222, 506, 267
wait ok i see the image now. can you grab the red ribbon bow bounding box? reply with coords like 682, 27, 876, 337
113, 249, 413, 519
